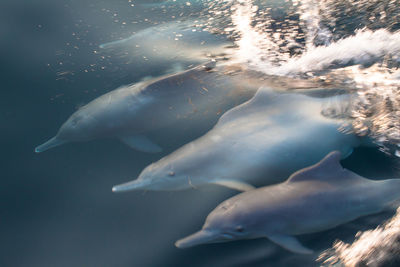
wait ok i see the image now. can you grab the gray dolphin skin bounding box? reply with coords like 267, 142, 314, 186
112, 87, 362, 192
35, 62, 269, 153
175, 151, 400, 254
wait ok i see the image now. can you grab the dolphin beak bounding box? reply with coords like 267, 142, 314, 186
175, 230, 218, 249
112, 178, 152, 193
35, 137, 66, 153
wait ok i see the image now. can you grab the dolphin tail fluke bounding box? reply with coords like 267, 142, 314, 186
112, 179, 152, 193
35, 137, 66, 153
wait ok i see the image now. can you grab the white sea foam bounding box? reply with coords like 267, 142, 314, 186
229, 0, 275, 69
216, 1, 400, 77
318, 208, 400, 267
272, 29, 400, 76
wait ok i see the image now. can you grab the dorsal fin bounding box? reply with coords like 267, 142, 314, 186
287, 151, 345, 183
216, 87, 282, 126
248, 86, 283, 106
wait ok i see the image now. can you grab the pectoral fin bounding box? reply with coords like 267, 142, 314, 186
119, 135, 162, 153
211, 180, 255, 192
267, 234, 313, 254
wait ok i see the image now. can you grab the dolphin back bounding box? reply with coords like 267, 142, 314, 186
216, 86, 319, 127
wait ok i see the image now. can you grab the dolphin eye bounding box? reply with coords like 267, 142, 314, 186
236, 226, 244, 233
168, 171, 175, 177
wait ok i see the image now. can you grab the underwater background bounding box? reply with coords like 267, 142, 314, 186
1, 0, 400, 266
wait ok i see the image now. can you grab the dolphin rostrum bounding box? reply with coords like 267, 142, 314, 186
112, 87, 363, 192
175, 151, 400, 254
35, 62, 269, 153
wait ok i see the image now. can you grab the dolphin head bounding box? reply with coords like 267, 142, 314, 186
57, 109, 100, 141
175, 198, 257, 248
35, 108, 98, 153
113, 139, 222, 192
112, 157, 195, 192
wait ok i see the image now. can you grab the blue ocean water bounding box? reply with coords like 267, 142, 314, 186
1, 0, 400, 266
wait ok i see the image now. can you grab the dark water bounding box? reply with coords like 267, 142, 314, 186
1, 1, 399, 266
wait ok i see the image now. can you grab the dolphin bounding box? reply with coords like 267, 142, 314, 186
112, 86, 363, 192
99, 20, 234, 68
175, 151, 400, 254
140, 0, 205, 9
35, 62, 273, 153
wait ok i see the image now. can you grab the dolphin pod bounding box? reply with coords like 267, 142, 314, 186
35, 14, 397, 262
112, 86, 362, 192
175, 151, 400, 254
35, 62, 272, 153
